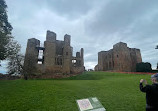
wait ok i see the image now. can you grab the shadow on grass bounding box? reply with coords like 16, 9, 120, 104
53, 72, 128, 80
33, 72, 105, 81
30, 71, 145, 81
56, 73, 103, 80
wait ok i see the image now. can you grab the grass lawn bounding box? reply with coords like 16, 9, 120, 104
0, 72, 152, 111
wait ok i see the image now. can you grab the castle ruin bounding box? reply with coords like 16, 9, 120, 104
95, 42, 142, 72
24, 30, 84, 75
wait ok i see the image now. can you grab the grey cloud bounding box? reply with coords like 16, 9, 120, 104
10, 0, 98, 20
85, 0, 158, 36
44, 0, 94, 19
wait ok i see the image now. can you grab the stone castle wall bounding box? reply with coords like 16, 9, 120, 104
96, 42, 142, 72
24, 30, 84, 75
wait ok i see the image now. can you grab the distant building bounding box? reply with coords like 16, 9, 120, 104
24, 30, 84, 75
95, 42, 142, 72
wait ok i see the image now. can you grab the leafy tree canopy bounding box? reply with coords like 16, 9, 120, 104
0, 0, 13, 61
7, 40, 24, 75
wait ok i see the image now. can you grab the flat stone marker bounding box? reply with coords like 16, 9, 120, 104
76, 97, 106, 111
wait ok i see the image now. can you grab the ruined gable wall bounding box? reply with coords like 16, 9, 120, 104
113, 42, 132, 72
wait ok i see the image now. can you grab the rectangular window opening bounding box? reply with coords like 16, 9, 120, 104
38, 61, 42, 64
38, 50, 44, 64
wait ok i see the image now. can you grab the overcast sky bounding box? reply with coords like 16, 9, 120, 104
1, 0, 158, 73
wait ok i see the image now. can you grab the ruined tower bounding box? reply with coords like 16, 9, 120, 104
24, 30, 84, 76
63, 34, 71, 74
24, 38, 40, 73
95, 42, 142, 72
44, 31, 56, 72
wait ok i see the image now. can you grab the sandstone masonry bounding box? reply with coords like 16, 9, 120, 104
95, 42, 142, 72
24, 30, 84, 75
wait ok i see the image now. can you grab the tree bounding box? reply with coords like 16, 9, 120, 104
0, 0, 23, 75
136, 62, 152, 72
0, 0, 13, 62
7, 40, 24, 75
7, 53, 24, 75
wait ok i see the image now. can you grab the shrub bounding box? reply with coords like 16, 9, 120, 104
136, 62, 152, 72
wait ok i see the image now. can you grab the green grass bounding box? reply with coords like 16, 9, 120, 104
0, 72, 152, 111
